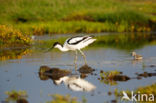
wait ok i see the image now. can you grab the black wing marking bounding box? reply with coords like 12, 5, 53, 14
67, 36, 92, 45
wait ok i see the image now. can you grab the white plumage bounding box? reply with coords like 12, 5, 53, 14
52, 35, 96, 65
54, 75, 96, 92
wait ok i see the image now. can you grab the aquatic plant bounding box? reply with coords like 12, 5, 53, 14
0, 25, 32, 48
99, 70, 130, 86
114, 83, 156, 102
99, 70, 120, 86
100, 70, 121, 80
47, 94, 79, 103
5, 90, 28, 102
136, 83, 156, 96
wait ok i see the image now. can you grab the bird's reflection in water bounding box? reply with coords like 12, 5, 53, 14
55, 75, 96, 92
131, 59, 142, 65
38, 65, 96, 92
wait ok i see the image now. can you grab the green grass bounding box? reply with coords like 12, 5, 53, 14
122, 0, 156, 21
14, 21, 128, 35
0, 0, 156, 34
0, 0, 129, 23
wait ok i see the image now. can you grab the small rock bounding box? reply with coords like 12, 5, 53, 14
78, 65, 95, 74
111, 100, 117, 103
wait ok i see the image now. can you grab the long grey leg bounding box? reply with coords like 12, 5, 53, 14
79, 49, 87, 65
74, 50, 78, 70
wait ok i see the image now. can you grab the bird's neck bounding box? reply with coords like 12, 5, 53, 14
61, 76, 69, 82
57, 44, 68, 52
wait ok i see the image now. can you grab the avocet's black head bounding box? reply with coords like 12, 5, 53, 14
44, 42, 62, 52
53, 42, 62, 48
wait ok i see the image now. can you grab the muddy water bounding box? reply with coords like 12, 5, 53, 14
0, 33, 156, 103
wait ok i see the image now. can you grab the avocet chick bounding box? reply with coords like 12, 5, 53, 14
131, 52, 143, 60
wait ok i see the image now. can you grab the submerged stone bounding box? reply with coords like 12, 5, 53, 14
137, 72, 156, 78
113, 75, 130, 81
78, 65, 95, 74
38, 66, 71, 81
17, 98, 28, 103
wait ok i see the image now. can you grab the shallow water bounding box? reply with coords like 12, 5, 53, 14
0, 33, 156, 103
